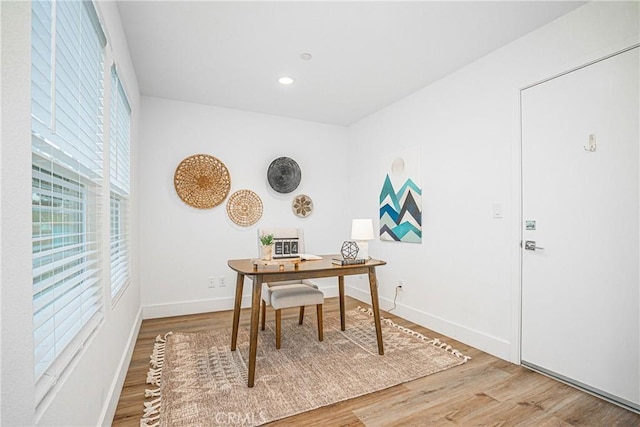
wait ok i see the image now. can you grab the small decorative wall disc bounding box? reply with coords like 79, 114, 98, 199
292, 194, 313, 218
226, 189, 263, 227
174, 154, 231, 209
267, 157, 301, 194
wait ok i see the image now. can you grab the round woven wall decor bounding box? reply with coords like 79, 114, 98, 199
292, 194, 313, 218
267, 157, 301, 194
174, 154, 231, 209
226, 189, 263, 227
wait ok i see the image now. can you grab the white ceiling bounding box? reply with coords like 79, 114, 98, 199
117, 1, 585, 126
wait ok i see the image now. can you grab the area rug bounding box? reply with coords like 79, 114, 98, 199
141, 307, 469, 426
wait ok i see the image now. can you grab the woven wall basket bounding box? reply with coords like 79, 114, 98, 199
226, 189, 263, 227
174, 154, 231, 209
292, 194, 313, 218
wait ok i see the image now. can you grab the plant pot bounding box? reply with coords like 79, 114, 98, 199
262, 245, 273, 261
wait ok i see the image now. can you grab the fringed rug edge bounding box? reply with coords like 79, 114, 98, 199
356, 306, 471, 362
141, 332, 172, 427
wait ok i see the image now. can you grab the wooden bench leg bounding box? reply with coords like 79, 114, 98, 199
317, 304, 323, 342
298, 306, 305, 325
275, 309, 282, 349
261, 300, 266, 331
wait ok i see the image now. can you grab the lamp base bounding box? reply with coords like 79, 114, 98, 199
356, 241, 369, 259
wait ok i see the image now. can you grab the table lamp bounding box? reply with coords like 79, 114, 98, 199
351, 218, 374, 259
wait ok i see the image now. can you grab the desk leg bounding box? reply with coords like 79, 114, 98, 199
247, 275, 263, 388
368, 267, 384, 355
231, 273, 244, 351
338, 276, 346, 331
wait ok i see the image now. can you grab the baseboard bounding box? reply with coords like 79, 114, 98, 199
346, 285, 511, 361
98, 306, 143, 426
142, 286, 509, 360
142, 285, 339, 320
143, 296, 248, 319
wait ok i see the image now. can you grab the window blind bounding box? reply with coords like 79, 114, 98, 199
110, 66, 131, 195
109, 66, 131, 300
31, 0, 106, 404
32, 0, 106, 180
31, 0, 53, 129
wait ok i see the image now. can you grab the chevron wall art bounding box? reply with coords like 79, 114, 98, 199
379, 147, 422, 243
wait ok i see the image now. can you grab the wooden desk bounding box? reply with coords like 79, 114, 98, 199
227, 255, 387, 387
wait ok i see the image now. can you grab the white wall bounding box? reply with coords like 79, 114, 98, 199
346, 1, 639, 361
139, 97, 350, 317
0, 2, 142, 425
1, 3, 35, 425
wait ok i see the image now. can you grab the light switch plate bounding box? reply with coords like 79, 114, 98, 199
493, 203, 503, 219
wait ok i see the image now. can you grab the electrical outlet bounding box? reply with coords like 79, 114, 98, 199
219, 275, 226, 287
208, 276, 216, 288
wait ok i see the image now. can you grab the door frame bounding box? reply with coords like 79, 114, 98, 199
510, 42, 640, 366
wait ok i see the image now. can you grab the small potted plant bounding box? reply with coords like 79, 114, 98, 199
260, 233, 274, 260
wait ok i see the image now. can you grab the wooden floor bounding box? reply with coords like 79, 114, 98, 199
113, 297, 639, 426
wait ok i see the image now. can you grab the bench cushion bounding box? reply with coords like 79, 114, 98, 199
270, 286, 324, 310
262, 281, 318, 305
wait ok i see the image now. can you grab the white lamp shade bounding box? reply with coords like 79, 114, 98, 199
351, 218, 374, 241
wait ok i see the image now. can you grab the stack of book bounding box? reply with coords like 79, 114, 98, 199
331, 257, 367, 266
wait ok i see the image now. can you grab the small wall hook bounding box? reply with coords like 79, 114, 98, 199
584, 134, 597, 152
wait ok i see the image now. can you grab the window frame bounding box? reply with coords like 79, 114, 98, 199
109, 65, 131, 303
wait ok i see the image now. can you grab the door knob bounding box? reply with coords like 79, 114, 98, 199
524, 240, 544, 251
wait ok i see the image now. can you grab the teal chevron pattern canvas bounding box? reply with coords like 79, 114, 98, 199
379, 148, 422, 243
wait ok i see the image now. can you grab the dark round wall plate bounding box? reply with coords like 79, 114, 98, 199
267, 157, 301, 193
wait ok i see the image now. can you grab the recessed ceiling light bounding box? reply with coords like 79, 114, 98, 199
278, 76, 294, 85
300, 52, 312, 61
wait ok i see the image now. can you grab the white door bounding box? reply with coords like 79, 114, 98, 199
521, 47, 640, 410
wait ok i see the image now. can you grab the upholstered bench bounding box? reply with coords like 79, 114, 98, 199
269, 285, 324, 349
261, 282, 318, 330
